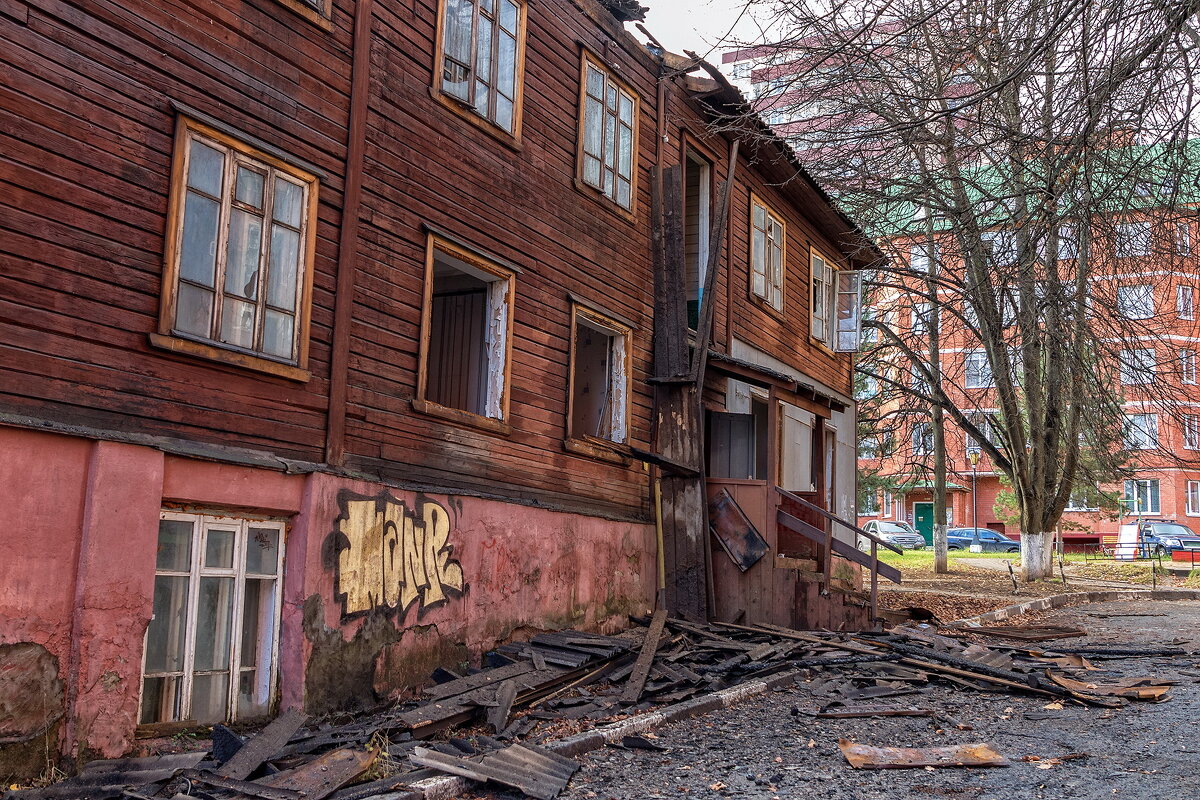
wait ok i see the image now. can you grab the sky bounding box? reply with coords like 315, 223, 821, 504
636, 0, 767, 61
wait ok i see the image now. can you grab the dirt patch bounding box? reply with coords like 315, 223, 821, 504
877, 590, 1014, 621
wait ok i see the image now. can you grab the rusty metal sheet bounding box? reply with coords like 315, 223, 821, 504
257, 747, 377, 800
838, 739, 1010, 769
1046, 671, 1172, 700
708, 489, 768, 571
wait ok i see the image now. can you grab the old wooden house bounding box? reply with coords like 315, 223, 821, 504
0, 0, 885, 775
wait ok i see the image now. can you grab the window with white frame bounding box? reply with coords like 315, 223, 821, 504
912, 421, 933, 455
751, 197, 785, 311
1178, 286, 1195, 319
911, 302, 931, 335
1179, 222, 1193, 256
1124, 413, 1158, 450
860, 491, 880, 515
882, 491, 894, 516
1117, 284, 1154, 319
910, 362, 929, 392
159, 118, 316, 370
1057, 224, 1078, 260
1064, 486, 1101, 511
909, 241, 937, 273
1185, 414, 1200, 450
141, 513, 283, 725
1188, 481, 1200, 515
982, 230, 1015, 266
438, 0, 524, 134
964, 350, 993, 388
579, 54, 637, 210
1181, 349, 1197, 385
965, 410, 1001, 455
1123, 478, 1160, 515
568, 305, 630, 444
1118, 348, 1155, 385
1115, 221, 1152, 258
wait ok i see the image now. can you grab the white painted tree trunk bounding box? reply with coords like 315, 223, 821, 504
1020, 532, 1054, 581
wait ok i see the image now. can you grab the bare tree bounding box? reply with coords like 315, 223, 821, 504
727, 0, 1200, 578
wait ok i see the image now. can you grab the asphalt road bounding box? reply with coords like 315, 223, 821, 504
538, 600, 1200, 800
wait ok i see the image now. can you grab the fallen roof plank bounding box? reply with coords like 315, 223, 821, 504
423, 661, 535, 700
257, 747, 377, 800
411, 744, 579, 800
216, 707, 307, 780
622, 608, 667, 704
838, 739, 1010, 769
489, 679, 519, 734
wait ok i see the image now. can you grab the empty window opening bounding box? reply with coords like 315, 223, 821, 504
570, 311, 629, 443
141, 513, 283, 726
424, 245, 511, 420
684, 151, 711, 328
707, 396, 769, 480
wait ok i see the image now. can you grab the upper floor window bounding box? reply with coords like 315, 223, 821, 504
578, 54, 637, 211
1185, 414, 1200, 450
1181, 349, 1197, 385
1178, 222, 1193, 256
1117, 284, 1154, 319
750, 196, 785, 311
912, 421, 933, 455
568, 304, 631, 446
964, 350, 993, 388
156, 118, 316, 379
1123, 413, 1158, 450
439, 0, 524, 135
416, 235, 516, 431
1118, 348, 1155, 385
1057, 224, 1079, 260
1178, 285, 1195, 320
275, 0, 333, 29
1115, 221, 1152, 258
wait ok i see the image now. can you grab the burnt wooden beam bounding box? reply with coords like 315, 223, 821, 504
216, 708, 307, 780
621, 608, 667, 704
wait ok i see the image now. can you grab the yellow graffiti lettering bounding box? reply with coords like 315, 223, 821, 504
334, 493, 465, 617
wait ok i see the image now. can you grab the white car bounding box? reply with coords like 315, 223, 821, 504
859, 520, 926, 550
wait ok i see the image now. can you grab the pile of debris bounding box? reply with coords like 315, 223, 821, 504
6, 617, 1188, 800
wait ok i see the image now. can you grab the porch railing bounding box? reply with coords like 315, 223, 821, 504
774, 487, 903, 622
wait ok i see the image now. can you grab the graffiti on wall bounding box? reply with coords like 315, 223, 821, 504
329, 491, 465, 619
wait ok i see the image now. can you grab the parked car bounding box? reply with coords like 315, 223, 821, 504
860, 520, 926, 550
1136, 520, 1200, 556
945, 527, 1021, 553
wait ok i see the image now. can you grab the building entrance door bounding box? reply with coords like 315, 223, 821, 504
913, 502, 934, 546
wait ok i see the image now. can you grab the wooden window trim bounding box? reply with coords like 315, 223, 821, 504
431, 0, 528, 146
155, 116, 318, 382
747, 192, 785, 319
574, 49, 640, 221
273, 0, 333, 31
808, 245, 838, 356
414, 233, 517, 434
565, 303, 634, 460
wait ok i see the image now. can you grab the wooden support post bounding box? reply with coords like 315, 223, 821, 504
870, 540, 879, 624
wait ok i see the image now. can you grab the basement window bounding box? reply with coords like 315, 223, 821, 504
568, 305, 630, 445
140, 513, 283, 726
417, 236, 515, 429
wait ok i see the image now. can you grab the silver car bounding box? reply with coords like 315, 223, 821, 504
860, 520, 926, 550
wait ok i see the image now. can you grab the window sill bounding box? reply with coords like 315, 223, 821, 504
572, 177, 637, 224
745, 291, 785, 323
149, 333, 312, 382
412, 397, 512, 436
429, 87, 523, 152
136, 720, 203, 739
564, 436, 632, 465
272, 0, 333, 31
808, 334, 836, 357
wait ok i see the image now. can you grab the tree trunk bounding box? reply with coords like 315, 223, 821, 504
1020, 531, 1054, 581
932, 405, 949, 573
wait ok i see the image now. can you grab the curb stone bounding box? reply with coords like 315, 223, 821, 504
947, 589, 1200, 627
409, 668, 803, 799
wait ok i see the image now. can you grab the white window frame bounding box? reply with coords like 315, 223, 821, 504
860, 491, 880, 515
912, 421, 933, 455
1179, 223, 1193, 257
1124, 413, 1159, 450
1117, 284, 1155, 320
1118, 348, 1155, 385
911, 302, 931, 335
1186, 414, 1200, 450
1188, 481, 1200, 516
1123, 478, 1161, 515
1115, 221, 1152, 258
1056, 224, 1078, 260
964, 350, 993, 388
882, 491, 894, 517
140, 511, 284, 726
1182, 349, 1197, 385
751, 196, 785, 312
579, 53, 637, 211
1178, 285, 1195, 320
1064, 486, 1100, 512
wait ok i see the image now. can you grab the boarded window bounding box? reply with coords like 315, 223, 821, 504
161, 119, 316, 368
440, 0, 524, 133
421, 240, 514, 421
751, 197, 784, 310
579, 56, 637, 210
684, 152, 711, 328
141, 513, 283, 726
569, 307, 630, 443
